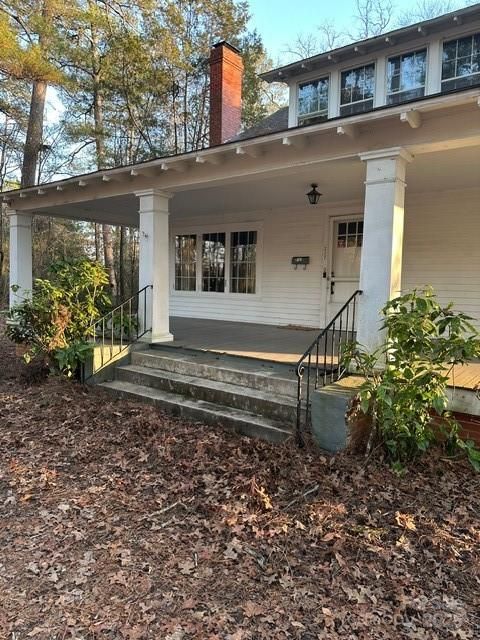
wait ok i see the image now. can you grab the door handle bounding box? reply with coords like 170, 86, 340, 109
330, 280, 335, 296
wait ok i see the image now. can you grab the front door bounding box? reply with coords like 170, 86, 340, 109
326, 217, 363, 323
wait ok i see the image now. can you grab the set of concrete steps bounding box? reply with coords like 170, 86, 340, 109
99, 346, 302, 442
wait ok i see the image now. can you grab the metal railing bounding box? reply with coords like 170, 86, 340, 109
295, 290, 362, 445
82, 285, 153, 382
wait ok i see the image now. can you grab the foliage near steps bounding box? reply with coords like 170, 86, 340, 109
1, 320, 479, 639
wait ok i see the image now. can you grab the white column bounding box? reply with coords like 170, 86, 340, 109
9, 210, 33, 309
357, 147, 413, 352
136, 189, 173, 343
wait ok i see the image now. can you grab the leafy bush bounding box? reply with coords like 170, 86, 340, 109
6, 259, 110, 377
111, 312, 139, 341
343, 289, 480, 471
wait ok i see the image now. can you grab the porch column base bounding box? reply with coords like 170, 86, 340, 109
140, 330, 174, 344
357, 147, 413, 353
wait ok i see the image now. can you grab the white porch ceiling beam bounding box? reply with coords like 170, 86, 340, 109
337, 124, 357, 139
195, 154, 221, 165
160, 161, 186, 172
235, 145, 263, 158
130, 167, 158, 177
400, 110, 422, 129
282, 135, 308, 149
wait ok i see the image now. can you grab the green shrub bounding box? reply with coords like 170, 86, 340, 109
343, 288, 480, 471
6, 259, 110, 376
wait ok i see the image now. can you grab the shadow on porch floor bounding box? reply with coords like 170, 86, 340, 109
169, 316, 320, 365
167, 317, 480, 391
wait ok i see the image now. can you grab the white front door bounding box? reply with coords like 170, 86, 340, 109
326, 216, 363, 323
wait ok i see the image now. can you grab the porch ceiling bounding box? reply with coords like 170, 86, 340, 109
20, 144, 480, 226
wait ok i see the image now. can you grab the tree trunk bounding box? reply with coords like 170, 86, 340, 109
102, 224, 116, 299
21, 80, 48, 187
94, 223, 101, 261
90, 7, 117, 298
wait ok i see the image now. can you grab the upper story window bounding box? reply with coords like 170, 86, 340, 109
298, 76, 329, 125
340, 63, 375, 116
387, 49, 427, 105
442, 33, 480, 91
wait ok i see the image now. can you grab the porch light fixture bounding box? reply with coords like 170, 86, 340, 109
306, 184, 322, 205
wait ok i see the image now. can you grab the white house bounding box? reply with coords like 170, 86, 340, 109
4, 5, 480, 440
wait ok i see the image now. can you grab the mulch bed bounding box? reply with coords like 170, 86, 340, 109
0, 321, 479, 639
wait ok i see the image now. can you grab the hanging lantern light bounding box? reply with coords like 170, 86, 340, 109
306, 183, 322, 205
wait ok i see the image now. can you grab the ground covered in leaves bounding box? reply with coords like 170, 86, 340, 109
0, 329, 479, 639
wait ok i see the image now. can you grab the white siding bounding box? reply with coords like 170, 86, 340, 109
169, 188, 480, 329
171, 207, 329, 328
403, 188, 480, 326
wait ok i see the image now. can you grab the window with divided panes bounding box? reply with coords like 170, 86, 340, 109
230, 231, 257, 294
202, 232, 226, 292
298, 77, 329, 125
340, 64, 375, 116
175, 234, 197, 291
337, 221, 363, 248
387, 49, 427, 104
442, 33, 480, 91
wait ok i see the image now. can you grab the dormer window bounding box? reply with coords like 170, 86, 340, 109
387, 49, 427, 105
442, 33, 480, 91
340, 63, 375, 116
298, 77, 329, 125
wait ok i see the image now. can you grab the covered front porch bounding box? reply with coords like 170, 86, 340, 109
167, 316, 480, 392
5, 88, 480, 363
169, 316, 318, 365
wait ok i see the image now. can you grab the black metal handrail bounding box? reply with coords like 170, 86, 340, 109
82, 285, 153, 382
295, 289, 362, 445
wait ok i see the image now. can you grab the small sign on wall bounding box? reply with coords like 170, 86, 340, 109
291, 256, 310, 270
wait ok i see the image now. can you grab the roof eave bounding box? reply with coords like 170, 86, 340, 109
260, 4, 480, 83
3, 88, 479, 205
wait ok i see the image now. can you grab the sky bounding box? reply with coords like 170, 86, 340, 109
248, 0, 356, 62
247, 0, 467, 63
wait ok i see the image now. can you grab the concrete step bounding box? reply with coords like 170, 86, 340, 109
131, 347, 298, 398
116, 364, 298, 424
99, 379, 293, 444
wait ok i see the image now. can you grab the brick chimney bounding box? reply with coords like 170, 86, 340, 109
209, 41, 243, 146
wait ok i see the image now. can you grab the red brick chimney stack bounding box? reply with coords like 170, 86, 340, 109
209, 41, 243, 147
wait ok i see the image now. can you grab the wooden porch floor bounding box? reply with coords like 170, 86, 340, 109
168, 317, 480, 392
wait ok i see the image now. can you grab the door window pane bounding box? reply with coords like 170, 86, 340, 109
298, 77, 329, 125
441, 33, 480, 91
387, 49, 426, 104
175, 234, 196, 291
202, 233, 225, 292
340, 63, 375, 116
337, 220, 363, 248
230, 231, 257, 294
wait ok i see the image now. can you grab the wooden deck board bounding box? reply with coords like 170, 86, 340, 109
448, 363, 480, 391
